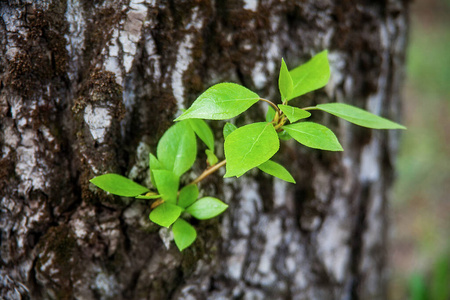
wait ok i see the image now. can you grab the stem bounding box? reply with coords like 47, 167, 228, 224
302, 106, 319, 111
273, 110, 280, 124
274, 115, 287, 130
190, 159, 227, 185
150, 198, 164, 209
259, 98, 280, 113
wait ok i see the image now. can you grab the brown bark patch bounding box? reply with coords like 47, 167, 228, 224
35, 225, 79, 299
5, 7, 68, 97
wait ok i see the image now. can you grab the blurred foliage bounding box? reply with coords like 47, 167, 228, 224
390, 0, 450, 299
409, 254, 450, 300
408, 26, 450, 96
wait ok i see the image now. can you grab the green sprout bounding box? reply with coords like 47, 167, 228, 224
90, 50, 405, 251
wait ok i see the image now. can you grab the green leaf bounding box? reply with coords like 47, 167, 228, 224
205, 149, 219, 166
175, 83, 260, 120
157, 121, 197, 176
266, 106, 276, 122
178, 184, 199, 208
188, 119, 215, 151
279, 58, 293, 101
283, 122, 343, 151
288, 50, 330, 101
149, 153, 165, 186
316, 103, 406, 129
223, 122, 237, 139
258, 160, 296, 183
224, 122, 280, 177
152, 170, 179, 203
149, 202, 182, 228
278, 104, 311, 123
186, 197, 228, 220
149, 153, 164, 170
172, 219, 197, 251
90, 174, 149, 197
278, 130, 291, 141
135, 193, 162, 199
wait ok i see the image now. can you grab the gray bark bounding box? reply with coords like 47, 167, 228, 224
0, 0, 408, 299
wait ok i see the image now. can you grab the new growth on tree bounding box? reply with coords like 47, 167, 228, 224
90, 50, 406, 251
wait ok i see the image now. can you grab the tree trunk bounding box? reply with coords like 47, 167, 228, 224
0, 1, 408, 299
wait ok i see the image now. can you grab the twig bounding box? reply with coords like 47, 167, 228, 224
189, 159, 227, 185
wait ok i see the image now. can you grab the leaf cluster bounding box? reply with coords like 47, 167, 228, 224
91, 119, 227, 251
91, 50, 405, 252
176, 50, 405, 181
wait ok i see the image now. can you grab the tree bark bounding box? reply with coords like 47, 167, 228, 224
0, 1, 408, 299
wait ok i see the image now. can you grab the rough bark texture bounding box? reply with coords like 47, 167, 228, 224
0, 1, 408, 299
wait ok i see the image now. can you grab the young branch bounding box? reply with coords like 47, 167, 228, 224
190, 159, 227, 185
259, 98, 280, 114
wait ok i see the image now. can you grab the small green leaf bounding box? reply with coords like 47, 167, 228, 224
223, 122, 237, 139
279, 58, 293, 101
278, 104, 311, 123
205, 149, 219, 166
135, 193, 162, 199
278, 130, 291, 141
224, 122, 280, 178
157, 121, 197, 176
283, 122, 343, 151
90, 174, 149, 197
266, 106, 276, 122
149, 153, 164, 170
316, 103, 406, 129
175, 83, 260, 121
188, 119, 215, 151
186, 197, 228, 220
258, 160, 296, 183
172, 219, 197, 251
149, 202, 182, 228
149, 153, 165, 186
288, 50, 330, 101
152, 170, 179, 203
178, 184, 199, 208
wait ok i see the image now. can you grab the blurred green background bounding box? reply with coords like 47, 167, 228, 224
390, 0, 450, 299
